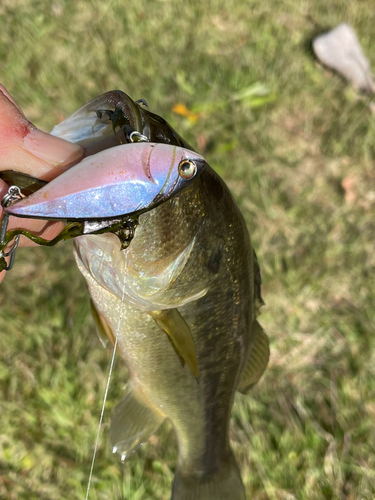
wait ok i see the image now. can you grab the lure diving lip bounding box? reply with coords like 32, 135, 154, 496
5, 143, 206, 221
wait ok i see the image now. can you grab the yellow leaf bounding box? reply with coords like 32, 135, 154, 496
172, 103, 200, 122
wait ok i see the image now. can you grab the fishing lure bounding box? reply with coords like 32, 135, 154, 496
50, 89, 194, 155
0, 142, 207, 272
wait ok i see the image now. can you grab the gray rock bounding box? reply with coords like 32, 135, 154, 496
313, 23, 375, 93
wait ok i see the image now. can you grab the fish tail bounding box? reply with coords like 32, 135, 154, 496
171, 453, 246, 500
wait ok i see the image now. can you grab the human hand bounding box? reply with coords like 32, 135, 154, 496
0, 84, 84, 283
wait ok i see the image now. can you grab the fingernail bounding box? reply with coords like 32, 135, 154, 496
23, 128, 83, 167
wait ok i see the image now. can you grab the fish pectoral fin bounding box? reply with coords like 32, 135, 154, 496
110, 382, 165, 460
90, 299, 115, 348
237, 320, 270, 394
149, 309, 199, 379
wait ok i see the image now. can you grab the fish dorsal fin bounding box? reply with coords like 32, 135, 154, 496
149, 309, 199, 379
90, 299, 115, 348
237, 321, 269, 394
110, 382, 165, 461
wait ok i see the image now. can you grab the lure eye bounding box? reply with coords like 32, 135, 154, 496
178, 159, 197, 179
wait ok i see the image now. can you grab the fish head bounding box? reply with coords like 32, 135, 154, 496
5, 143, 207, 221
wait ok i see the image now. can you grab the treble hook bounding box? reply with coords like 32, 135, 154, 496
135, 98, 148, 107
0, 185, 24, 273
0, 234, 20, 271
0, 222, 20, 273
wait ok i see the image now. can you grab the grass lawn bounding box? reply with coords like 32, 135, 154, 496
1, 1, 375, 498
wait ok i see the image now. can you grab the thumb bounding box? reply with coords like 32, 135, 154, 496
0, 85, 84, 181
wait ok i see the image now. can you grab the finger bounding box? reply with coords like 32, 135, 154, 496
0, 86, 84, 180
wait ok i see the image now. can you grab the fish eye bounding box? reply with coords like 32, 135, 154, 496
178, 159, 197, 179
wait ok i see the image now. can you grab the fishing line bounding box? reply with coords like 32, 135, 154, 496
85, 278, 127, 500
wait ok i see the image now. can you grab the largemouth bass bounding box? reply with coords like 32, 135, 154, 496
74, 163, 269, 500
2, 91, 270, 499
